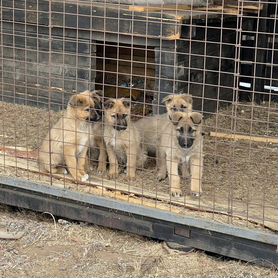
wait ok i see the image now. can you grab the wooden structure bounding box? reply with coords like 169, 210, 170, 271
0, 0, 266, 114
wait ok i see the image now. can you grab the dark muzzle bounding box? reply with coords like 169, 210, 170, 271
178, 136, 194, 149
113, 115, 128, 131
89, 109, 102, 122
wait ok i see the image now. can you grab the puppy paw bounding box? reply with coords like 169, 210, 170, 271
126, 173, 136, 180
79, 170, 86, 176
157, 172, 167, 181
171, 189, 183, 198
81, 174, 89, 182
97, 165, 107, 174
108, 170, 119, 179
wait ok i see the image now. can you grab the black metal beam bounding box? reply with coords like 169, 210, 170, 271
0, 176, 277, 268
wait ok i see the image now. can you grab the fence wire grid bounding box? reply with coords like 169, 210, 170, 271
0, 0, 277, 235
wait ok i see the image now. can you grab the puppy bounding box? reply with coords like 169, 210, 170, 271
157, 111, 203, 197
38, 90, 103, 182
103, 98, 144, 179
134, 94, 193, 157
86, 92, 107, 174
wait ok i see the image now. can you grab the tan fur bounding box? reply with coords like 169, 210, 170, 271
38, 90, 105, 181
157, 111, 203, 197
104, 98, 145, 179
134, 94, 193, 156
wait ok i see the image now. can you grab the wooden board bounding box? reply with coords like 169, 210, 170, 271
128, 3, 263, 15
0, 147, 277, 232
2, 0, 182, 41
209, 131, 278, 144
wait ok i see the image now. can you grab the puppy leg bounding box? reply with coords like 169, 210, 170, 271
64, 145, 81, 181
40, 162, 58, 174
126, 146, 137, 179
77, 145, 89, 181
106, 144, 119, 179
181, 162, 190, 179
55, 167, 68, 175
166, 155, 181, 197
190, 155, 203, 196
97, 139, 107, 173
157, 149, 167, 181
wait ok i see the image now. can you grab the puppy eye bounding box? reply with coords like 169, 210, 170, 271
85, 108, 90, 112
111, 114, 116, 118
171, 107, 177, 111
123, 114, 128, 118
188, 127, 193, 133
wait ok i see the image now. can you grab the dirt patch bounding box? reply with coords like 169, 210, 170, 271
0, 204, 277, 277
0, 102, 62, 149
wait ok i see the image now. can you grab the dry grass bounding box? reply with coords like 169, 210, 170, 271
0, 204, 277, 277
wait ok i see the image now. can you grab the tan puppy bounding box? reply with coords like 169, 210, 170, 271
38, 90, 103, 182
103, 98, 144, 179
157, 111, 203, 197
134, 94, 193, 157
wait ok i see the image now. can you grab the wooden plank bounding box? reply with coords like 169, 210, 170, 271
10, 0, 181, 40
62, 0, 209, 7
128, 3, 262, 14
128, 5, 192, 13
209, 131, 278, 144
227, 4, 263, 11
0, 148, 276, 231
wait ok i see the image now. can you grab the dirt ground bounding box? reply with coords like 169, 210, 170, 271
0, 204, 277, 278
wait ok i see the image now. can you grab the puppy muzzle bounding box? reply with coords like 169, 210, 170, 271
113, 124, 127, 131
178, 136, 194, 149
89, 111, 101, 122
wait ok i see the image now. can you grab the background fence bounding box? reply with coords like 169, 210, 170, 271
0, 0, 277, 267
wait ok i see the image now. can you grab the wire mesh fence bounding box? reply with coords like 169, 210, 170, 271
0, 0, 277, 238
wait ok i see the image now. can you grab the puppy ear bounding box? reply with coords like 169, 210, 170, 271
103, 98, 115, 110
121, 98, 131, 109
162, 94, 173, 104
92, 90, 104, 100
94, 90, 103, 96
91, 92, 101, 104
69, 95, 84, 107
180, 94, 193, 104
190, 112, 202, 125
170, 112, 184, 126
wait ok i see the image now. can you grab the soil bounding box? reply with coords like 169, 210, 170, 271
0, 204, 277, 277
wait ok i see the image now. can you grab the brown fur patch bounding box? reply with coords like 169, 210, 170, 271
38, 90, 104, 181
